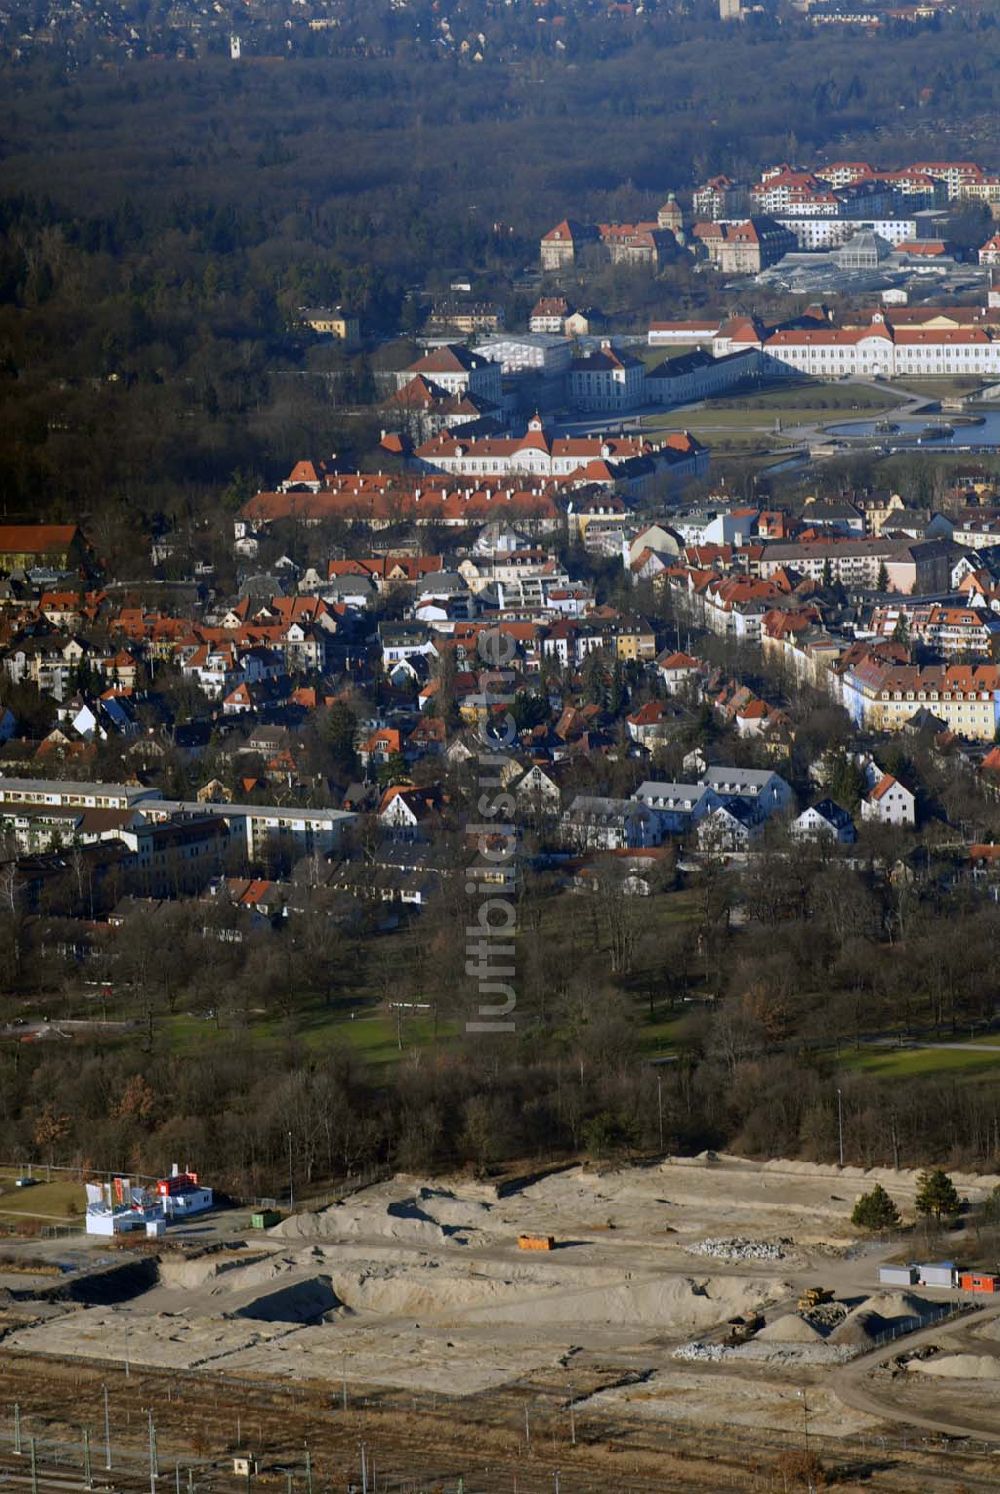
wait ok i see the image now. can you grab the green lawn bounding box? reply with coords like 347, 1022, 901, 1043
889, 377, 985, 401
711, 381, 900, 412
0, 1172, 83, 1222
635, 375, 906, 455
319, 1011, 460, 1064
840, 1044, 1000, 1080
159, 999, 458, 1066
635, 1012, 690, 1058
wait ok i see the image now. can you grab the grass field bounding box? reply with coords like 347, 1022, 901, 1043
840, 1042, 1000, 1080
890, 377, 985, 401
635, 1011, 692, 1057
640, 378, 901, 451
0, 1171, 82, 1222
159, 997, 459, 1066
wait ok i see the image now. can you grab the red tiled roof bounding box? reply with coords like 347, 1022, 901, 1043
0, 524, 79, 554
870, 773, 902, 802
285, 461, 320, 486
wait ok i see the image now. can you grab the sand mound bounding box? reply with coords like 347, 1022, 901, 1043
831, 1310, 886, 1349
232, 1275, 343, 1325
327, 1266, 534, 1319
157, 1253, 259, 1291
973, 1316, 1000, 1342
756, 1314, 823, 1343
911, 1354, 1000, 1380
755, 1157, 1000, 1200
411, 1187, 494, 1229
267, 1178, 495, 1248
273, 1204, 452, 1247
461, 1274, 790, 1332
862, 1291, 933, 1319
830, 1291, 938, 1348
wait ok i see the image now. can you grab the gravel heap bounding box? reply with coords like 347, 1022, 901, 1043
673, 1340, 728, 1362
686, 1237, 789, 1262
673, 1337, 855, 1366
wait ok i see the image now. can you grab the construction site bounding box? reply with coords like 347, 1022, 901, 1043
3, 1154, 1000, 1491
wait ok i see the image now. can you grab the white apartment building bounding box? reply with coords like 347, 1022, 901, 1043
0, 776, 355, 861
776, 216, 916, 250
948, 516, 1000, 551
758, 538, 897, 587
910, 161, 984, 196
870, 603, 1000, 657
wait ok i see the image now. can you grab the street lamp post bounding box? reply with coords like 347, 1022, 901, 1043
837, 1088, 845, 1168
287, 1130, 294, 1212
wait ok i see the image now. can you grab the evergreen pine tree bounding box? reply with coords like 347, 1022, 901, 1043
915, 1168, 960, 1223
851, 1183, 901, 1231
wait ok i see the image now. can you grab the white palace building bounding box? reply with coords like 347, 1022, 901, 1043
760, 312, 1000, 380
652, 305, 1000, 382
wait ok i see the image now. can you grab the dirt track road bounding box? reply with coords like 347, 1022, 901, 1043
832, 1301, 1000, 1443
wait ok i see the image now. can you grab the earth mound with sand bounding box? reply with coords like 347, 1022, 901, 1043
756, 1314, 824, 1343
830, 1292, 939, 1349
232, 1275, 343, 1324
910, 1353, 1000, 1380
271, 1185, 495, 1247
157, 1252, 263, 1291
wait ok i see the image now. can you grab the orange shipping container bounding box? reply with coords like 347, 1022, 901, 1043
958, 1272, 1000, 1293
517, 1234, 555, 1251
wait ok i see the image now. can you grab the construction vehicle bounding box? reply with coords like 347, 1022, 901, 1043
797, 1286, 833, 1312
724, 1312, 763, 1345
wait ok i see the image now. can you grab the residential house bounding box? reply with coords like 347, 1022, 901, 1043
396, 345, 504, 405
509, 764, 563, 817
378, 785, 441, 842
378, 622, 437, 671
529, 296, 573, 333
360, 727, 404, 770
0, 525, 85, 572
699, 766, 794, 818
861, 773, 916, 826
791, 799, 856, 843
696, 798, 762, 851
631, 780, 717, 836
626, 699, 690, 748
300, 307, 360, 341
561, 795, 661, 851
655, 650, 703, 695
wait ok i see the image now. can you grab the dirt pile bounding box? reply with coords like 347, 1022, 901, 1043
910, 1353, 1000, 1380
756, 1314, 823, 1343
461, 1274, 791, 1332
830, 1291, 940, 1349
232, 1276, 343, 1325
157, 1252, 262, 1291
271, 1184, 495, 1248
326, 1264, 535, 1319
